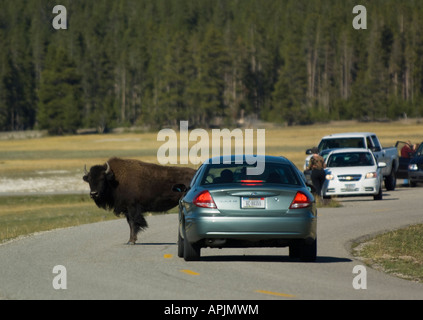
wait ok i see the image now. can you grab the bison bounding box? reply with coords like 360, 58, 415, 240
83, 157, 196, 244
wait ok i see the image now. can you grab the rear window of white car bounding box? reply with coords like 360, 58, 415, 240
319, 138, 365, 151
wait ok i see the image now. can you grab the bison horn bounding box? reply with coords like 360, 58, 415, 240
105, 161, 111, 174
84, 164, 88, 175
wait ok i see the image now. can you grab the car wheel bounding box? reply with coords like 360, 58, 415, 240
182, 221, 201, 261
385, 168, 396, 191
289, 241, 300, 258
300, 238, 317, 262
373, 186, 383, 200
177, 229, 184, 258
410, 180, 417, 187
184, 236, 201, 261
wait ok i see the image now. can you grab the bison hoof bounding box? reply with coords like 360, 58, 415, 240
127, 241, 136, 245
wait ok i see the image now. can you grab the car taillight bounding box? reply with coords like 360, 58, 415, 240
193, 190, 217, 208
289, 191, 312, 209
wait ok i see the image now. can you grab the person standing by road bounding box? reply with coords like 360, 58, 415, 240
401, 141, 414, 158
307, 147, 326, 199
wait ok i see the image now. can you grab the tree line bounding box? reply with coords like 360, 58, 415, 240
1, 0, 423, 134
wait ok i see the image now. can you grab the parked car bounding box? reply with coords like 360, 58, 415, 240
322, 148, 386, 200
172, 155, 317, 262
306, 132, 398, 190
408, 143, 423, 187
395, 140, 421, 181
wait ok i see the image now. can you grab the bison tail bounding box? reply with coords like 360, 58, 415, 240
134, 213, 148, 230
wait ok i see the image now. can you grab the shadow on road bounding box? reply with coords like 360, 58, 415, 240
337, 194, 399, 203
198, 255, 352, 263
132, 242, 177, 246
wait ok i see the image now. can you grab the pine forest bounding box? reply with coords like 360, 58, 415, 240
1, 0, 423, 134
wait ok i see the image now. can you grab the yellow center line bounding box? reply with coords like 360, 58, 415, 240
180, 269, 200, 276
163, 254, 173, 259
255, 290, 296, 298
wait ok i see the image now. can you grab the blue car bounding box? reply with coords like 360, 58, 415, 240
408, 143, 423, 187
172, 155, 317, 262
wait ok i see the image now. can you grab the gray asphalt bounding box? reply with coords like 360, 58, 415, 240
1, 187, 423, 300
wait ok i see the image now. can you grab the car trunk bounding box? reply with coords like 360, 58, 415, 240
208, 185, 300, 217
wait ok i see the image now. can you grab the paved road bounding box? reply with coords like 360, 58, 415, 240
1, 187, 423, 300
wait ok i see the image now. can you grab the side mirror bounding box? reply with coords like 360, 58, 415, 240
378, 162, 387, 168
172, 184, 187, 193
306, 147, 319, 155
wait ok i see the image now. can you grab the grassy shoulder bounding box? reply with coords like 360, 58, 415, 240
0, 194, 180, 244
352, 224, 423, 283
0, 194, 119, 243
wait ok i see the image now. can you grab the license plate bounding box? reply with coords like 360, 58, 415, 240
241, 197, 265, 209
344, 184, 356, 191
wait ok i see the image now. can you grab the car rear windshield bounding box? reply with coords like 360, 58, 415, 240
200, 162, 302, 186
327, 152, 375, 167
318, 137, 365, 151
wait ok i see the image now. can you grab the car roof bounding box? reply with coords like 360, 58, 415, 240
327, 148, 372, 154
322, 132, 374, 139
203, 155, 292, 165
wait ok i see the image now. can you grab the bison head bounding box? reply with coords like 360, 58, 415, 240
83, 162, 116, 206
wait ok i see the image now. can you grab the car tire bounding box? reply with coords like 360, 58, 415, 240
300, 238, 317, 262
385, 168, 396, 191
177, 229, 184, 258
289, 241, 300, 258
183, 223, 201, 261
373, 186, 383, 200
184, 236, 201, 261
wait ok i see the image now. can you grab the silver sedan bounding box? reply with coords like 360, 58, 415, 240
173, 155, 317, 262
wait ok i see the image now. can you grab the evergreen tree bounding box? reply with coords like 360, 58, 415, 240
0, 55, 21, 130
186, 25, 230, 127
37, 45, 82, 134
269, 0, 308, 125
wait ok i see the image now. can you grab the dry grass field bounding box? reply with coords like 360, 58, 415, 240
1, 119, 422, 177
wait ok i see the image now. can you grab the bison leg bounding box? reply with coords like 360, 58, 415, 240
125, 205, 148, 245
126, 216, 137, 245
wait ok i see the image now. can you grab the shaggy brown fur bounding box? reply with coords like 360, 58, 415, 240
83, 157, 196, 244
